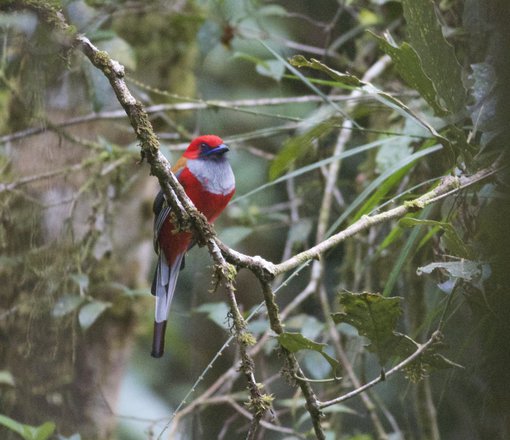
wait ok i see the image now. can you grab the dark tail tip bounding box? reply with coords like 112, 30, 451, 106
151, 320, 167, 358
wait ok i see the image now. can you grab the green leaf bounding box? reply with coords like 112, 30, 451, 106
32, 422, 56, 440
289, 55, 450, 149
372, 32, 447, 116
352, 161, 412, 222
332, 292, 402, 365
289, 55, 362, 87
78, 300, 111, 330
237, 136, 397, 203
195, 302, 230, 329
329, 144, 442, 235
401, 0, 466, 114
0, 414, 24, 437
277, 332, 340, 373
399, 217, 472, 258
269, 120, 336, 180
0, 415, 55, 440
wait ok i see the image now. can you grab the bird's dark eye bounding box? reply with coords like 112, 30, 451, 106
200, 143, 210, 150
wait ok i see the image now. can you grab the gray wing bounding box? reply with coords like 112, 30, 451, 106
153, 189, 171, 253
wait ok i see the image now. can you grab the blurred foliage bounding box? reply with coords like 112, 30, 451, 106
0, 0, 509, 439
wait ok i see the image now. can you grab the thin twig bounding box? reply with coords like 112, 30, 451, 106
260, 281, 326, 440
0, 95, 360, 144
319, 331, 442, 409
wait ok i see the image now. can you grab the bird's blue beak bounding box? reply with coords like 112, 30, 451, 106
203, 143, 230, 157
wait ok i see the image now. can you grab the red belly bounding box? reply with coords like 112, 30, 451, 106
158, 168, 235, 265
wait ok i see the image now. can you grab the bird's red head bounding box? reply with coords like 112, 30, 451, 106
183, 135, 229, 159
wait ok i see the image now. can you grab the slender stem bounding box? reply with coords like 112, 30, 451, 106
319, 331, 442, 409
260, 281, 325, 440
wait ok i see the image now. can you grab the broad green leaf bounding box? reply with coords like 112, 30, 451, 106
332, 292, 402, 365
417, 260, 482, 281
401, 0, 466, 114
269, 120, 336, 180
332, 293, 461, 375
195, 302, 230, 329
277, 332, 340, 373
78, 300, 111, 330
372, 32, 447, 116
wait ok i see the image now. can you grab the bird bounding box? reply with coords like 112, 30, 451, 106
151, 135, 235, 358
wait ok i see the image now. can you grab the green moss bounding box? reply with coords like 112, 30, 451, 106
404, 199, 426, 211
239, 332, 256, 347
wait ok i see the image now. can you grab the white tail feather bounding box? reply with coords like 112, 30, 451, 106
154, 252, 185, 323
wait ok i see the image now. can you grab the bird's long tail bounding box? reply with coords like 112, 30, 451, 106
151, 252, 184, 358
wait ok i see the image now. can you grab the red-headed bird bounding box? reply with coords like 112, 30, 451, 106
151, 135, 235, 358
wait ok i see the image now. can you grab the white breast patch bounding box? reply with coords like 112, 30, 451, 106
186, 157, 235, 195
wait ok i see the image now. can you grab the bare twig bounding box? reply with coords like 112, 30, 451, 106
260, 281, 325, 440
319, 331, 443, 409
0, 95, 361, 145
